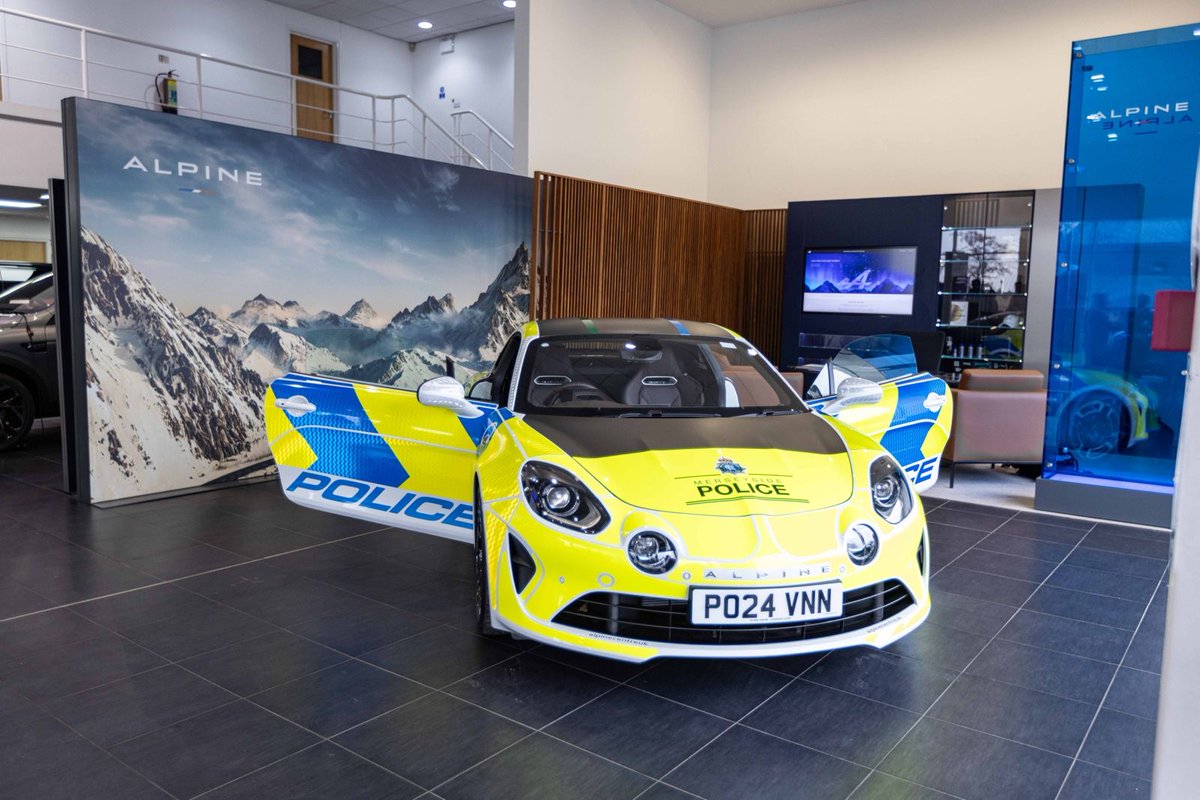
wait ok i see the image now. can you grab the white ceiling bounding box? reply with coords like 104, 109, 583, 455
268, 0, 516, 44
269, 0, 867, 46
657, 0, 866, 28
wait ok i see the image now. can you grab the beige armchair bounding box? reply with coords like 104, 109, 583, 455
943, 369, 1047, 487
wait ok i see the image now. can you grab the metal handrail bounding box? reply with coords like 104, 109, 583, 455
0, 6, 500, 170
451, 109, 514, 170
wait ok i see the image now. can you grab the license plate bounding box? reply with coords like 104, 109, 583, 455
689, 582, 843, 626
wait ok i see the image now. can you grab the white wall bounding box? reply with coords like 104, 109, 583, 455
707, 0, 1200, 208
0, 106, 63, 187
0, 211, 50, 248
413, 22, 514, 164
514, 3, 529, 175
1024, 188, 1060, 380
0, 0, 413, 95
525, 0, 712, 201
0, 0, 414, 185
1152, 292, 1198, 798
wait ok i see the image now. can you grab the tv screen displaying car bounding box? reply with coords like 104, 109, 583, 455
802, 246, 918, 316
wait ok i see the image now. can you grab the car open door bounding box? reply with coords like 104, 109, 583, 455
807, 335, 953, 492
264, 373, 499, 542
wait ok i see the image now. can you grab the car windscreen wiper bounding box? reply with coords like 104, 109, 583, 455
736, 408, 804, 417
617, 410, 722, 418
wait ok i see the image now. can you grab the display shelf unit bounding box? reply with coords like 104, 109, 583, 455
937, 190, 1034, 380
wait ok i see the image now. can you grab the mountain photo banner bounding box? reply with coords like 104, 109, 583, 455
63, 98, 532, 504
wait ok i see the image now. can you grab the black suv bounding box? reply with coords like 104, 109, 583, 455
0, 272, 57, 450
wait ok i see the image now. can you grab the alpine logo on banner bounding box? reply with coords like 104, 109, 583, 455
122, 155, 264, 186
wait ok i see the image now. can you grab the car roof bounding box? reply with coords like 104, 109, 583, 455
534, 318, 736, 339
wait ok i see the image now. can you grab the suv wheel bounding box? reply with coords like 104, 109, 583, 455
0, 374, 34, 452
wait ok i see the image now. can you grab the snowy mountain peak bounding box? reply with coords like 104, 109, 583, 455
231, 293, 311, 330
388, 292, 456, 327
79, 227, 268, 498
448, 243, 531, 360
244, 322, 348, 377
344, 299, 387, 329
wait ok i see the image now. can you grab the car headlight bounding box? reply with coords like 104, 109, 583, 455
870, 456, 913, 524
627, 530, 677, 574
520, 461, 610, 534
845, 523, 880, 566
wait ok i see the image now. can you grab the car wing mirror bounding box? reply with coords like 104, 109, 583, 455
822, 377, 883, 415
417, 376, 483, 418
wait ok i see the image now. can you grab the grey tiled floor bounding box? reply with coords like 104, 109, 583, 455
0, 432, 1170, 799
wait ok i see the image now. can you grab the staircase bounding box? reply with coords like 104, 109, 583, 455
0, 6, 512, 172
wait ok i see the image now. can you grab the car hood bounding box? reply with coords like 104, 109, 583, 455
521, 413, 854, 517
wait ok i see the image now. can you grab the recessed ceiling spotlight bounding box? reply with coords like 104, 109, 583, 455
39, 193, 49, 200
418, 21, 433, 29
503, 1, 517, 8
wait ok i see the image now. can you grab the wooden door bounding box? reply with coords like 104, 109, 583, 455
290, 34, 334, 142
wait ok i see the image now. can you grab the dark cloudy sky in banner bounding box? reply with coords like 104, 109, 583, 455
74, 100, 531, 316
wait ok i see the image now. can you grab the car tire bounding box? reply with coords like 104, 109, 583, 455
0, 374, 35, 453
1060, 393, 1128, 462
474, 483, 503, 637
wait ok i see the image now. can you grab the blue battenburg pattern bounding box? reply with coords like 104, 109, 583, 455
879, 379, 945, 468
274, 374, 409, 487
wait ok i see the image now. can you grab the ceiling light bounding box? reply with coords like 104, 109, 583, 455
39, 193, 49, 200
418, 21, 433, 29
503, 1, 517, 8
0, 200, 42, 209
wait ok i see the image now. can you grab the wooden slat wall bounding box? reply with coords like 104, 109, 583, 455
532, 173, 788, 363
740, 209, 788, 363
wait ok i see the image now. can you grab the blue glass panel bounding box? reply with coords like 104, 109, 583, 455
1044, 23, 1200, 487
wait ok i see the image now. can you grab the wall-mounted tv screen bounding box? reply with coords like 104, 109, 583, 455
802, 246, 917, 316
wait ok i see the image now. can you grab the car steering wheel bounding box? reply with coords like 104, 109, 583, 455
546, 382, 609, 405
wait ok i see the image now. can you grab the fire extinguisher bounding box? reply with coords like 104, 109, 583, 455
156, 70, 178, 114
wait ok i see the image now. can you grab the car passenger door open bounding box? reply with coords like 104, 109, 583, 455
265, 373, 496, 542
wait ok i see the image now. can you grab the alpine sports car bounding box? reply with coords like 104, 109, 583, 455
264, 320, 952, 662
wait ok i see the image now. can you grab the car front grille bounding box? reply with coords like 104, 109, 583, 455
551, 579, 914, 646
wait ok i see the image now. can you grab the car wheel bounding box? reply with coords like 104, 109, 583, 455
474, 483, 502, 637
0, 374, 35, 452
1061, 393, 1127, 461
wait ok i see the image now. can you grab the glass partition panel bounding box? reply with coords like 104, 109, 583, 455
1044, 23, 1200, 486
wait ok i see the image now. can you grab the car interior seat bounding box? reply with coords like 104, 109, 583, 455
528, 344, 575, 406
622, 346, 702, 406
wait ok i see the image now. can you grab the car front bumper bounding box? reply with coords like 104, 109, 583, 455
481, 496, 931, 663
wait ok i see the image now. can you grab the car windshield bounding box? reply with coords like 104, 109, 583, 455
518, 335, 806, 416
829, 334, 917, 383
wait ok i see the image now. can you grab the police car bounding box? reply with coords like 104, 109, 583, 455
264, 321, 952, 662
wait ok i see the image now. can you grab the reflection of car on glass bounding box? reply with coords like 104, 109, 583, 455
0, 272, 57, 451
0, 261, 49, 293
1048, 367, 1155, 464
264, 321, 952, 662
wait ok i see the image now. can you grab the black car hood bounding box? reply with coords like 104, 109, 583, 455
521, 412, 847, 459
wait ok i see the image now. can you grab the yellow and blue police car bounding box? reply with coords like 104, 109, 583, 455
264, 319, 952, 662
